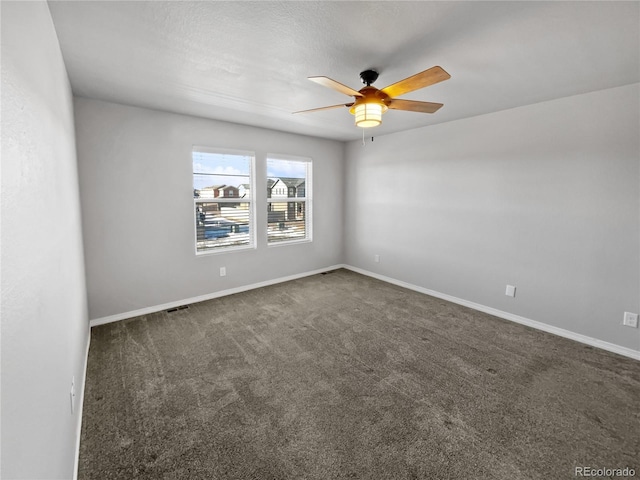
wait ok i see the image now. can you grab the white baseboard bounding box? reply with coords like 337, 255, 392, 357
343, 265, 640, 361
89, 263, 639, 361
73, 331, 91, 480
89, 264, 345, 328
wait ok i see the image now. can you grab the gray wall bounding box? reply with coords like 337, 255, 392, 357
1, 2, 90, 478
345, 84, 640, 353
74, 98, 345, 320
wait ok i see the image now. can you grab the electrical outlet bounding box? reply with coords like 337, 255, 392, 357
623, 312, 638, 328
374, 254, 380, 263
505, 285, 516, 297
220, 267, 226, 277
70, 376, 76, 414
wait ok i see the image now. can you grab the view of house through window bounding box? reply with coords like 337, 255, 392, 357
193, 148, 254, 254
267, 156, 311, 244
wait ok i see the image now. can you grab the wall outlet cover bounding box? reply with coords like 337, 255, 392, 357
505, 285, 516, 297
623, 312, 638, 328
70, 377, 76, 414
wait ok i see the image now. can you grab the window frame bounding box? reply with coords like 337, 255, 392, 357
192, 146, 256, 256
266, 154, 313, 247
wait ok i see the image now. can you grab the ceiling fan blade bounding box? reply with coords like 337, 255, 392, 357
387, 99, 444, 114
293, 103, 353, 114
308, 76, 364, 97
381, 66, 450, 98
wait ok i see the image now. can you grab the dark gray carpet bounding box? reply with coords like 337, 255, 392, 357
79, 269, 640, 479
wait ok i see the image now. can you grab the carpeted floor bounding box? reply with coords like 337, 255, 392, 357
79, 269, 639, 479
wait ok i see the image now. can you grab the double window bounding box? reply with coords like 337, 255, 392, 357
192, 149, 311, 254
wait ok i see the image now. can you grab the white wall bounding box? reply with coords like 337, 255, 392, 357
74, 98, 344, 321
345, 84, 640, 353
1, 2, 90, 478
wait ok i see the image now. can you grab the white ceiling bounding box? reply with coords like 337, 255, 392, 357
48, 1, 639, 142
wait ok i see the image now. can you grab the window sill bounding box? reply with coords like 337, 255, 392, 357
267, 238, 312, 248
195, 244, 256, 256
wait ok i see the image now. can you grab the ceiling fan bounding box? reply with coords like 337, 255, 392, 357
294, 66, 450, 128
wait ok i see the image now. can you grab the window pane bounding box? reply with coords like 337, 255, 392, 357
267, 158, 307, 181
267, 156, 311, 244
195, 201, 251, 252
267, 201, 306, 243
193, 151, 251, 200
193, 149, 253, 254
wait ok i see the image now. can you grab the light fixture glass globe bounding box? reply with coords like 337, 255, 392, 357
354, 103, 383, 128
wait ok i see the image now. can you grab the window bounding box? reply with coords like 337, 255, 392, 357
193, 148, 254, 254
267, 155, 312, 244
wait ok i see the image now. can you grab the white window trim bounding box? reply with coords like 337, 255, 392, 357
193, 146, 255, 157
193, 147, 256, 256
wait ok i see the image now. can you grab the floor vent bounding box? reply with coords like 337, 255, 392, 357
167, 305, 189, 313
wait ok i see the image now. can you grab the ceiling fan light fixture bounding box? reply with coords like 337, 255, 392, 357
295, 66, 450, 129
354, 102, 385, 128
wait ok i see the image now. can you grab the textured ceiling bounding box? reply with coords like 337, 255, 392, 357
48, 1, 639, 141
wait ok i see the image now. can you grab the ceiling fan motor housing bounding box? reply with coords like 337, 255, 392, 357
359, 69, 379, 86
349, 86, 390, 114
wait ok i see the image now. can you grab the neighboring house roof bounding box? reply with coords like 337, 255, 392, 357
201, 184, 238, 191
277, 177, 305, 188
269, 177, 305, 198
238, 184, 250, 198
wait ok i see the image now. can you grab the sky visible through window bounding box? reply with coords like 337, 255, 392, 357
193, 152, 305, 191
266, 158, 306, 179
